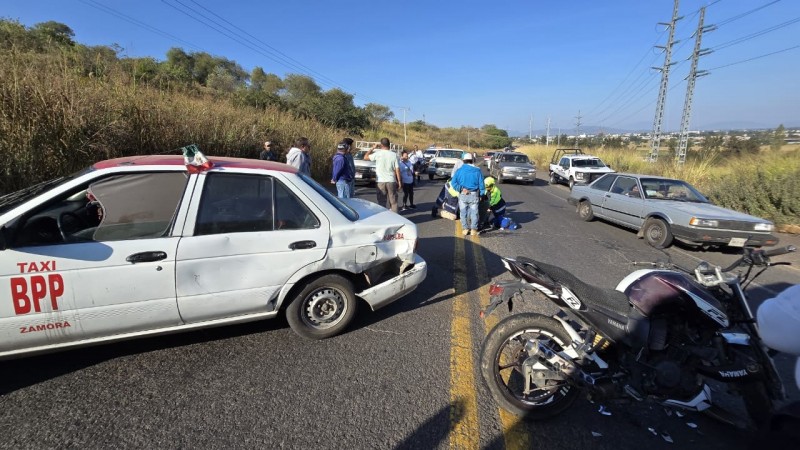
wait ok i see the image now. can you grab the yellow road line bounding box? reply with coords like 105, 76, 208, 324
449, 221, 480, 449
472, 233, 531, 450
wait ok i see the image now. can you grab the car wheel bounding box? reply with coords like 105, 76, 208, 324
286, 274, 357, 340
568, 177, 575, 190
577, 201, 594, 221
549, 172, 557, 185
643, 218, 674, 249
428, 173, 434, 181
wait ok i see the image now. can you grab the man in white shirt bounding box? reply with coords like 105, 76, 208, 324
365, 137, 401, 212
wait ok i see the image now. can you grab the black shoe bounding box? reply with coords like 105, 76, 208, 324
409, 204, 417, 209
431, 206, 438, 218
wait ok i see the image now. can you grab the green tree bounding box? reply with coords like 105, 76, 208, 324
364, 103, 394, 132
30, 21, 74, 49
480, 124, 512, 149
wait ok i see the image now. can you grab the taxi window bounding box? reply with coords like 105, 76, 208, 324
195, 173, 319, 235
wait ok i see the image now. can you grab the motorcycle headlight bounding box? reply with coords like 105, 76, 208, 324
753, 223, 774, 232
689, 217, 719, 228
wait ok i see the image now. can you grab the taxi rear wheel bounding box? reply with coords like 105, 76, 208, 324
286, 274, 357, 340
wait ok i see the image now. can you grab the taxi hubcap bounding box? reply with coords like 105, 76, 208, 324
303, 287, 346, 329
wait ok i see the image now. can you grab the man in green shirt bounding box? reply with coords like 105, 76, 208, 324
365, 137, 401, 213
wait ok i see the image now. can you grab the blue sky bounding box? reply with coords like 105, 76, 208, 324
5, 0, 799, 133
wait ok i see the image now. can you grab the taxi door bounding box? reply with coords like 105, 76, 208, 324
175, 172, 329, 322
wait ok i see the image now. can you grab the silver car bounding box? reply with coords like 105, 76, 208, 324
489, 152, 536, 184
567, 173, 778, 249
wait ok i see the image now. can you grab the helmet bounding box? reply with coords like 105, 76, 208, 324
484, 177, 496, 187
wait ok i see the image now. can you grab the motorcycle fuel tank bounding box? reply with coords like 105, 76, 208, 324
616, 270, 729, 328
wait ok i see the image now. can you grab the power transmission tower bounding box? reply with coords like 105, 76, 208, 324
649, 0, 682, 163
677, 7, 714, 164
546, 116, 551, 146
574, 110, 582, 147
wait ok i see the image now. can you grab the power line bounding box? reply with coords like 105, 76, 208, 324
79, 0, 202, 51
717, 0, 781, 27
711, 16, 800, 51
707, 44, 799, 70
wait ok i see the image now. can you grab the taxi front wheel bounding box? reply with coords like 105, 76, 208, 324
286, 274, 357, 340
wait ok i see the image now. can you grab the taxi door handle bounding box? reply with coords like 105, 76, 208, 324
289, 241, 316, 250
126, 251, 167, 263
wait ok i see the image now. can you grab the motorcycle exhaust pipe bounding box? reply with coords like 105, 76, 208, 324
525, 339, 597, 386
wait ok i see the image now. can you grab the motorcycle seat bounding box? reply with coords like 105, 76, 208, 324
515, 257, 632, 316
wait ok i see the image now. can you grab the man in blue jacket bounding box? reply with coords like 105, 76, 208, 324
331, 140, 354, 198
450, 153, 485, 236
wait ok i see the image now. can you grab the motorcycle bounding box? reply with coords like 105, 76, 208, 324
479, 245, 796, 426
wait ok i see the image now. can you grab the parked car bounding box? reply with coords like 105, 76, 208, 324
489, 152, 536, 184
483, 151, 496, 166
0, 154, 427, 359
423, 149, 437, 161
549, 148, 614, 189
567, 173, 779, 249
353, 149, 377, 185
427, 149, 465, 180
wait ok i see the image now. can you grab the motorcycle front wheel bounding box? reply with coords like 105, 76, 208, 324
480, 313, 580, 420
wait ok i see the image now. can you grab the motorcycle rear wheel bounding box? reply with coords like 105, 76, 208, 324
480, 313, 580, 420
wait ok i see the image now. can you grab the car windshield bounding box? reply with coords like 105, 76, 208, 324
573, 158, 606, 168
424, 150, 436, 155
640, 178, 709, 203
500, 154, 529, 163
436, 150, 463, 159
0, 167, 93, 215
297, 172, 359, 221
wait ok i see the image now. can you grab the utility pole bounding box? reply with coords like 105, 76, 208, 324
649, 0, 681, 163
529, 114, 534, 142
557, 127, 561, 146
398, 107, 410, 143
574, 110, 582, 147
546, 116, 551, 146
677, 7, 714, 164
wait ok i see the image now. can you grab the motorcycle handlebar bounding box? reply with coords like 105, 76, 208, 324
762, 245, 797, 258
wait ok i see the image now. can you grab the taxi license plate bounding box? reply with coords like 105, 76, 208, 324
729, 237, 747, 247
355, 173, 363, 179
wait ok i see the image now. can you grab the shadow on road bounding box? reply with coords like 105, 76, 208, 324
393, 399, 465, 450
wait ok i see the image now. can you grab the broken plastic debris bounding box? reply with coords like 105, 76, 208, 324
663, 407, 673, 417
648, 427, 658, 436
661, 432, 673, 444
675, 410, 685, 418
591, 431, 602, 437
598, 405, 612, 416
686, 422, 698, 429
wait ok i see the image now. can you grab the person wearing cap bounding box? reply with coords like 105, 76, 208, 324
484, 177, 507, 229
450, 153, 485, 236
260, 141, 277, 161
364, 137, 401, 212
331, 140, 354, 198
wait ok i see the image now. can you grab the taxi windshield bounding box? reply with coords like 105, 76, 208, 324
0, 167, 93, 215
297, 172, 359, 221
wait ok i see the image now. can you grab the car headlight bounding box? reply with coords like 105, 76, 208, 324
753, 223, 774, 232
689, 217, 719, 228
575, 172, 585, 179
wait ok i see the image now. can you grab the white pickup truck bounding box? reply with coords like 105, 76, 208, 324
548, 148, 615, 189
352, 141, 404, 185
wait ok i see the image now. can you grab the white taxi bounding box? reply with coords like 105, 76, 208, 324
0, 153, 427, 359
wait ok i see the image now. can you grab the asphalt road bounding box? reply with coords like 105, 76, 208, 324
1, 167, 798, 449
